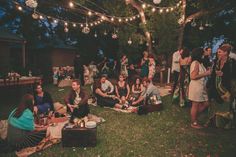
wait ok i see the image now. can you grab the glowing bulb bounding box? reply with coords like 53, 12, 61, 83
39, 15, 43, 19
111, 17, 114, 21
126, 18, 129, 22
170, 7, 174, 11
53, 19, 58, 23
18, 6, 23, 11
90, 23, 94, 26
118, 18, 122, 22
142, 4, 146, 9
69, 2, 74, 8
88, 11, 92, 16
80, 24, 84, 27
166, 8, 169, 12
152, 8, 156, 12
101, 16, 105, 20
73, 23, 77, 27
64, 22, 68, 26
159, 9, 163, 13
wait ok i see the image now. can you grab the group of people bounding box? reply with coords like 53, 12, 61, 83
171, 44, 236, 129
4, 44, 236, 152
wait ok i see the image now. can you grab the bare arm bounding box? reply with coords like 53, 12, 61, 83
190, 62, 211, 80
126, 84, 130, 99
95, 88, 108, 97
115, 85, 120, 98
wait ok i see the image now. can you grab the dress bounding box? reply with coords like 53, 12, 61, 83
141, 58, 149, 78
148, 59, 156, 79
188, 61, 208, 102
173, 65, 190, 107
116, 82, 128, 97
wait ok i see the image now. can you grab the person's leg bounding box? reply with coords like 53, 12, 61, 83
198, 101, 209, 113
191, 102, 198, 122
172, 71, 179, 93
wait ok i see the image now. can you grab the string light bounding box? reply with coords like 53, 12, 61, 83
111, 17, 114, 21
17, 6, 23, 11
64, 22, 68, 26
142, 4, 147, 9
53, 19, 58, 23
69, 2, 74, 8
152, 8, 156, 12
118, 18, 122, 22
88, 11, 92, 16
159, 9, 163, 13
73, 23, 77, 27
39, 15, 43, 19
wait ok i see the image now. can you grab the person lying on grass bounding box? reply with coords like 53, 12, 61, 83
64, 80, 90, 123
93, 75, 125, 109
131, 77, 162, 115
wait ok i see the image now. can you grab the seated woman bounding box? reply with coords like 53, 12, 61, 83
7, 94, 46, 151
64, 80, 89, 122
34, 83, 54, 115
115, 74, 130, 101
129, 77, 144, 103
93, 75, 124, 109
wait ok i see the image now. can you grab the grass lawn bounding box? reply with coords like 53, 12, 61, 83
1, 84, 236, 157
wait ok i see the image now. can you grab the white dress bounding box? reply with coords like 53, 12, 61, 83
188, 61, 208, 102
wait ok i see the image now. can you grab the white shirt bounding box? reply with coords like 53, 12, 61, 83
101, 80, 114, 93
229, 52, 236, 60
171, 50, 181, 73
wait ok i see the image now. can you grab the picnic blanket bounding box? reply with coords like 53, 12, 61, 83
0, 114, 105, 157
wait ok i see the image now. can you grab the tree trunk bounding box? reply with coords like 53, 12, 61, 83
125, 0, 152, 53
177, 0, 186, 49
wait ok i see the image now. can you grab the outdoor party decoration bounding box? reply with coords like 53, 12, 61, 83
128, 38, 132, 45
191, 19, 197, 27
94, 31, 98, 38
25, 0, 38, 8
82, 26, 90, 34
153, 0, 161, 5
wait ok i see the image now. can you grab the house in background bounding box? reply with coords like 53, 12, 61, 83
27, 38, 77, 83
0, 29, 26, 77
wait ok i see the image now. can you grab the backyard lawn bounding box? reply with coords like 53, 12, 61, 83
1, 85, 236, 157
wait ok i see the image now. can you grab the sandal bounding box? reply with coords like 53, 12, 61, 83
191, 122, 203, 129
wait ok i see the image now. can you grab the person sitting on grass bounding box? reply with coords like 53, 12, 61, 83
7, 94, 47, 151
93, 75, 125, 109
129, 77, 144, 103
64, 80, 89, 122
115, 74, 130, 103
33, 83, 54, 115
131, 77, 162, 115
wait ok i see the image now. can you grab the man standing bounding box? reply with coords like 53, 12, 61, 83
74, 54, 84, 86
171, 48, 182, 94
64, 80, 89, 122
132, 78, 162, 114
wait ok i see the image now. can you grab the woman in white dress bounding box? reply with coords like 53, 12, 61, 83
188, 48, 212, 129
148, 55, 156, 80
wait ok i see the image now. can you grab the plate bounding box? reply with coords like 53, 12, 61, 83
85, 121, 96, 129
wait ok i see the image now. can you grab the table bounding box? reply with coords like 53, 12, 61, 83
0, 76, 42, 87
62, 124, 97, 147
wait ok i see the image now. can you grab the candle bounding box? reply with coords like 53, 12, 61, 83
167, 68, 171, 84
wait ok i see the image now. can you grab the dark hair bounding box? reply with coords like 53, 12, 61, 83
191, 48, 204, 63
181, 48, 190, 59
72, 79, 80, 85
13, 94, 34, 118
142, 77, 151, 83
205, 47, 211, 51
219, 44, 232, 55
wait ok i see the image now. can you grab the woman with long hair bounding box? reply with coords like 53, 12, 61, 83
7, 94, 46, 151
34, 83, 54, 115
188, 48, 212, 129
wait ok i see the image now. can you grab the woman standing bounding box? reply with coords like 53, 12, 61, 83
140, 51, 149, 78
148, 55, 156, 81
188, 48, 212, 129
7, 94, 46, 151
120, 54, 129, 78
206, 44, 236, 128
34, 83, 54, 115
173, 48, 191, 107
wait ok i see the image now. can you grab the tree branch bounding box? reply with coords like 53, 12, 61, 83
184, 3, 230, 24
